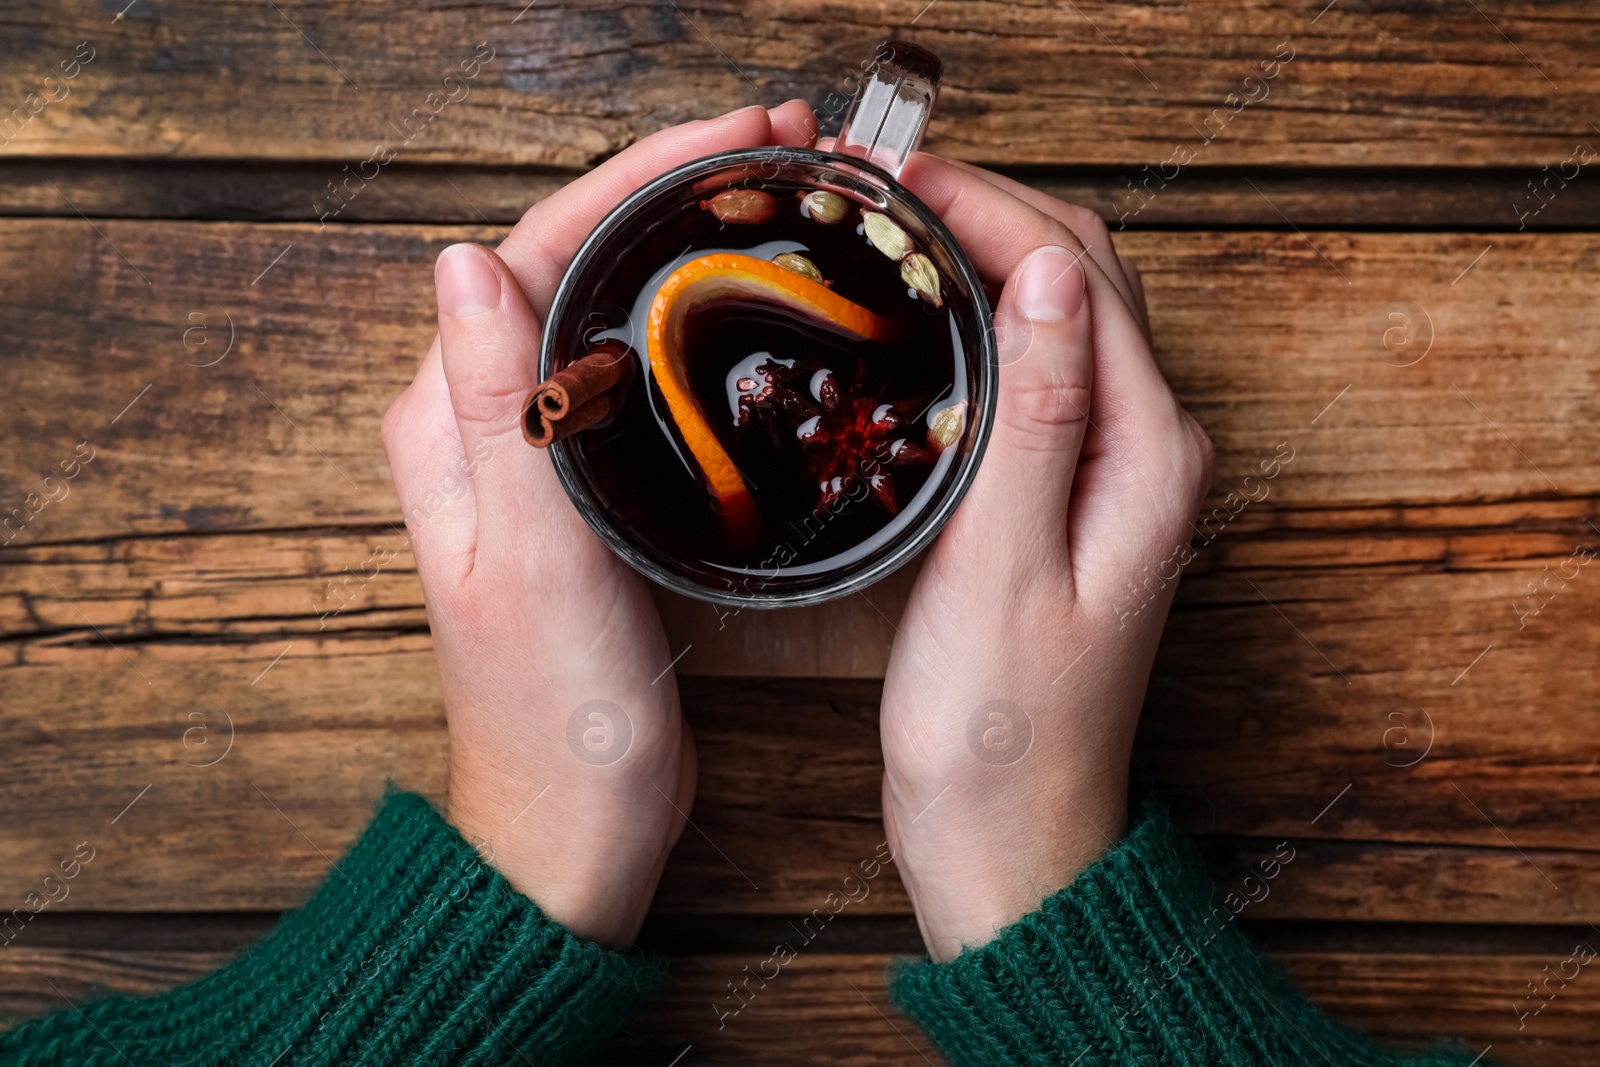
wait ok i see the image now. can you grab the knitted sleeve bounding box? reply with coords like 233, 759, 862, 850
890, 801, 1489, 1067
0, 790, 660, 1066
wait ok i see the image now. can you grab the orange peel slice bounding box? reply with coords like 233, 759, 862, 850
646, 253, 896, 530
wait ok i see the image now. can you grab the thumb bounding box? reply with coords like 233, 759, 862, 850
434, 242, 567, 557
962, 245, 1094, 551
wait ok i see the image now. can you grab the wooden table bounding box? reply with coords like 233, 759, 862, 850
2, 3, 1597, 1063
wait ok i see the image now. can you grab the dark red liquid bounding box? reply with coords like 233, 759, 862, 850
566, 177, 969, 592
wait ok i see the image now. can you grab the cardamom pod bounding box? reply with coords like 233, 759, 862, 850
926, 401, 967, 454
701, 189, 776, 225
802, 190, 850, 224
773, 252, 824, 284
862, 211, 913, 261
900, 252, 943, 307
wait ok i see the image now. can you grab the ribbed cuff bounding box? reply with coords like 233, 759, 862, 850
1, 790, 660, 1067
889, 802, 1480, 1067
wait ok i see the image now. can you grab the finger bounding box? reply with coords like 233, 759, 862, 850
953, 246, 1093, 568
896, 154, 1172, 431
1068, 253, 1208, 581
434, 242, 557, 552
498, 102, 817, 321
810, 139, 1140, 326
898, 153, 1139, 318
1120, 254, 1146, 313
809, 143, 1135, 310
767, 98, 820, 147
934, 156, 1139, 312
897, 156, 1205, 572
1119, 253, 1151, 341
380, 338, 480, 581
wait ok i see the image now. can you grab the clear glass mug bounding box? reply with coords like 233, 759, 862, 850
537, 40, 996, 608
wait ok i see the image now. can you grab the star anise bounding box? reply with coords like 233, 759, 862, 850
728, 355, 933, 515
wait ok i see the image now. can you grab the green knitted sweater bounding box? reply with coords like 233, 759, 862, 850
0, 794, 1485, 1066
891, 802, 1486, 1067
0, 791, 660, 1066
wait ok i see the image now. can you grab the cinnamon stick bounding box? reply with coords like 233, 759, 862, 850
534, 340, 630, 420
522, 340, 632, 449
524, 390, 617, 448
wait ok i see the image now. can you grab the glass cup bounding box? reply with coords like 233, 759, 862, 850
537, 40, 996, 608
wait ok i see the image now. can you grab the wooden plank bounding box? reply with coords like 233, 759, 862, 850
622, 950, 1600, 1066
6, 494, 1600, 676
4, 497, 1597, 656
1200, 840, 1600, 926
0, 948, 220, 1026
2, 646, 1599, 920
1270, 950, 1597, 1066
3, 942, 1596, 1065
5, 161, 1600, 230
0, 2, 1597, 168
0, 221, 1595, 546
0, 162, 573, 226
0, 656, 900, 913
1139, 558, 1600, 862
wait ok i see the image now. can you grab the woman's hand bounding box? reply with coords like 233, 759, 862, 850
381, 102, 821, 949
879, 157, 1214, 961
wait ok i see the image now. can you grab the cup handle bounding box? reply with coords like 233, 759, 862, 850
835, 39, 943, 180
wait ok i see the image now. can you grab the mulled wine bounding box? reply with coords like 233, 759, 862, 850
539, 155, 990, 606
536, 44, 992, 606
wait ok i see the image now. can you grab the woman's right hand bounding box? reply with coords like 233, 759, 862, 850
381, 102, 822, 949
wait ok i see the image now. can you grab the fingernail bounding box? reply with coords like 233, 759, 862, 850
1013, 246, 1085, 322
436, 244, 501, 317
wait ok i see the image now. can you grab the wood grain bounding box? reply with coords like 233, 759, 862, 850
0, 2, 1597, 169
0, 221, 1594, 544
2, 4, 1595, 1064
5, 161, 1600, 230
0, 221, 1596, 922
3, 940, 1596, 1066
2, 647, 1599, 921
7, 498, 1599, 660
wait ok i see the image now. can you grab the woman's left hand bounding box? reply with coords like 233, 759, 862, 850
876, 155, 1213, 961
